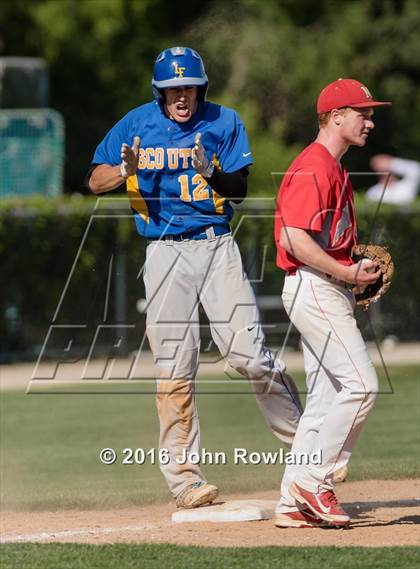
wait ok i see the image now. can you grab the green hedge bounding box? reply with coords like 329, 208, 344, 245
231, 195, 420, 348
1, 196, 418, 361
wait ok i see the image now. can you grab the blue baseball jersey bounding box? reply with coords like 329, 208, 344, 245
92, 100, 253, 238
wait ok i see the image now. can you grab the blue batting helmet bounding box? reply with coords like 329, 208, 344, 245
152, 46, 208, 101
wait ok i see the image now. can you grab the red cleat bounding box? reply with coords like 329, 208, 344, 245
289, 483, 350, 526
274, 508, 330, 528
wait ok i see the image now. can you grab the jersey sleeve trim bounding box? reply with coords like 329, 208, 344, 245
126, 176, 149, 224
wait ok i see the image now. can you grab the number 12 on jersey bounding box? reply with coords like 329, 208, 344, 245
178, 174, 210, 202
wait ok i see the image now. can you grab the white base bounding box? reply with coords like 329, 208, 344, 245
172, 499, 276, 523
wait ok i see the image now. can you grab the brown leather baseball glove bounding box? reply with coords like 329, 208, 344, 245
352, 244, 394, 310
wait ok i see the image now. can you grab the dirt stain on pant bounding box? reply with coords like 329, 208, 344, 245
156, 379, 205, 495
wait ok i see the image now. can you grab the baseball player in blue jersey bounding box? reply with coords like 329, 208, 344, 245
88, 46, 302, 509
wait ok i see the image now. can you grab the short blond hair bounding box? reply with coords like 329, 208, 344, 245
317, 107, 350, 128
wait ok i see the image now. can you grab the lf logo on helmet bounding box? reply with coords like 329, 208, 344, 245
173, 63, 186, 78
360, 85, 372, 99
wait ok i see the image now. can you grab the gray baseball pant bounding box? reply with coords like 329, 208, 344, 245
144, 233, 302, 497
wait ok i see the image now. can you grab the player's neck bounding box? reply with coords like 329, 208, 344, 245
315, 129, 349, 161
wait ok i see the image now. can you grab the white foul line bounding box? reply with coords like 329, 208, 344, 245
0, 522, 167, 543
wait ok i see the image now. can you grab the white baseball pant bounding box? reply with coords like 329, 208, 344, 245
276, 267, 378, 513
144, 233, 302, 497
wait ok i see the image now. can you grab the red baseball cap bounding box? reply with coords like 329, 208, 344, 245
317, 78, 392, 114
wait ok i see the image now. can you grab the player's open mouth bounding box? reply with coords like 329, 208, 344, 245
176, 103, 189, 116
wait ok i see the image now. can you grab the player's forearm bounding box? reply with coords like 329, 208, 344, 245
280, 226, 350, 280
204, 169, 248, 204
88, 164, 126, 194
391, 157, 420, 184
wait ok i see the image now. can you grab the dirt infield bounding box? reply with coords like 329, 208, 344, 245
1, 480, 419, 547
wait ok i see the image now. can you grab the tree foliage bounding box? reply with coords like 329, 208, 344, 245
0, 0, 419, 192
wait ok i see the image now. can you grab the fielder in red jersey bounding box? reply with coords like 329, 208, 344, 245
273, 79, 391, 529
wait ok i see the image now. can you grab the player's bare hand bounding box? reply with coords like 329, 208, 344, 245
345, 259, 381, 286
120, 136, 141, 178
192, 132, 214, 178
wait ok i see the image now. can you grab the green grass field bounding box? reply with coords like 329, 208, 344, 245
1, 544, 419, 569
1, 366, 419, 569
1, 366, 418, 510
